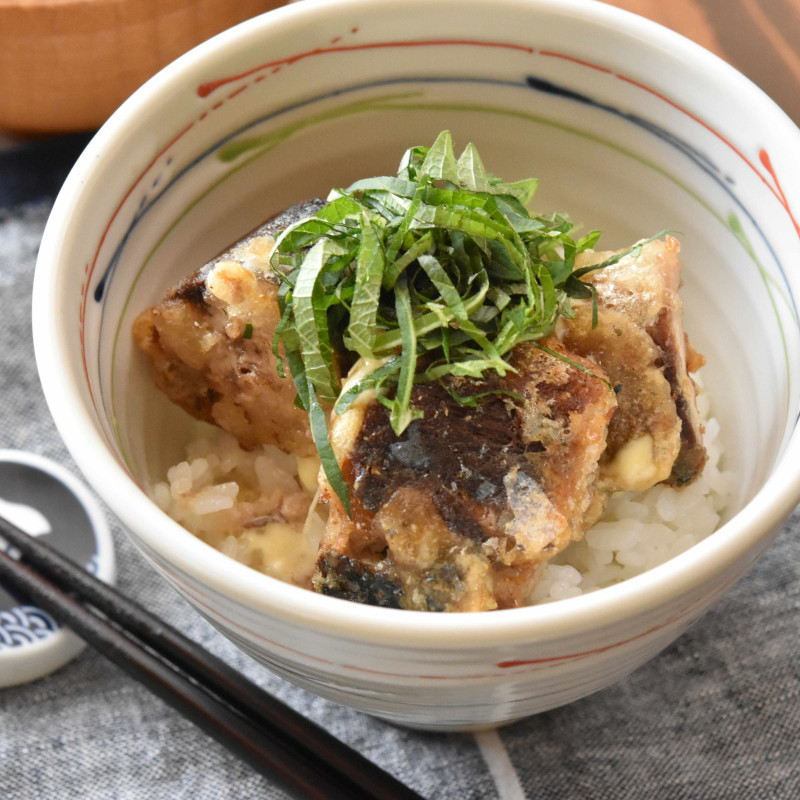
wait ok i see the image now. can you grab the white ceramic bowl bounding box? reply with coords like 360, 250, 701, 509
33, 0, 800, 730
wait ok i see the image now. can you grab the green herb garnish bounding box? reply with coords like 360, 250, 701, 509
270, 131, 658, 510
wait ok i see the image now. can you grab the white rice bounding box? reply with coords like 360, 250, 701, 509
151, 378, 732, 605
152, 432, 327, 587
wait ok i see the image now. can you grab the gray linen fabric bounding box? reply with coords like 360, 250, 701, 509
0, 200, 798, 800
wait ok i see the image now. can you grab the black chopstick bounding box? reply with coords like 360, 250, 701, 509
0, 515, 425, 800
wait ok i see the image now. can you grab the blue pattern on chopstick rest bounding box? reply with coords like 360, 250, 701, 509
0, 605, 60, 649
0, 553, 100, 649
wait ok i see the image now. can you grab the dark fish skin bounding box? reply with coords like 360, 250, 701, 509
314, 339, 617, 612
194, 199, 327, 281
315, 553, 405, 608
648, 308, 707, 485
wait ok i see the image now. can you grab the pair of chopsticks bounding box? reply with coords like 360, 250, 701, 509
0, 514, 424, 800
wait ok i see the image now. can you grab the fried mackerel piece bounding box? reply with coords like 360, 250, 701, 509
132, 200, 325, 456
563, 236, 707, 491
313, 339, 617, 612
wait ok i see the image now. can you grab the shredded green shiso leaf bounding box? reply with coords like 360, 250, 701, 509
270, 131, 657, 512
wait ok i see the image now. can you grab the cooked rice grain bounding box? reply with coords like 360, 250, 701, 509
152, 433, 325, 586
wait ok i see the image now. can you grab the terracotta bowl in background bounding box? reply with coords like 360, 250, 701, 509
0, 0, 286, 134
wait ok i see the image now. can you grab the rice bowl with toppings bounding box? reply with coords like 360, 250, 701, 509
31, 0, 800, 728
132, 132, 719, 612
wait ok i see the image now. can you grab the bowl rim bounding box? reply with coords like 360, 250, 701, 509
32, 0, 800, 650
